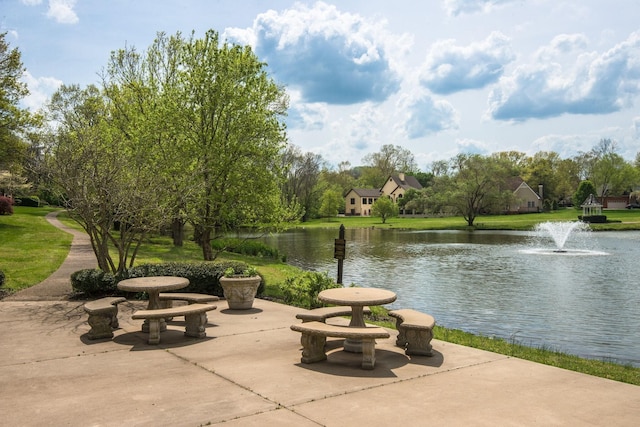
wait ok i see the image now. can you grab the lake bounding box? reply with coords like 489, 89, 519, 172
261, 226, 640, 367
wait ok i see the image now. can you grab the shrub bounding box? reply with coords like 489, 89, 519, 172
71, 261, 264, 297
0, 196, 14, 215
211, 238, 281, 259
278, 271, 342, 309
70, 269, 117, 296
0, 269, 5, 287
16, 196, 40, 207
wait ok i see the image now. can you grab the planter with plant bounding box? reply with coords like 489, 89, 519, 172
219, 266, 262, 309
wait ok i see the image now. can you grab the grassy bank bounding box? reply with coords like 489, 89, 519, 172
294, 208, 640, 231
2, 207, 639, 385
0, 206, 72, 291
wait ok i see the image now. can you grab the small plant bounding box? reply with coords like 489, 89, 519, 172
223, 266, 259, 277
244, 266, 259, 277
278, 271, 342, 309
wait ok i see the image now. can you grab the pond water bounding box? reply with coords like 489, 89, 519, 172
261, 226, 640, 367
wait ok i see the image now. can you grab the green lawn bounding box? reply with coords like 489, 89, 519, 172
298, 208, 640, 231
0, 206, 72, 290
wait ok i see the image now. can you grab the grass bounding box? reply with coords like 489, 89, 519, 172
294, 208, 640, 231
0, 206, 73, 291
3, 207, 640, 385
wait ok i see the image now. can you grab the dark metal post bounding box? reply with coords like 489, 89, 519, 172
334, 224, 346, 284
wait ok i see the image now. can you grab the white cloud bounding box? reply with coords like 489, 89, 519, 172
20, 0, 79, 24
348, 104, 383, 149
21, 71, 63, 111
530, 133, 599, 158
456, 138, 491, 155
488, 31, 640, 121
286, 102, 329, 131
420, 31, 515, 94
632, 117, 640, 140
398, 92, 459, 138
225, 1, 401, 105
442, 0, 517, 16
47, 0, 79, 24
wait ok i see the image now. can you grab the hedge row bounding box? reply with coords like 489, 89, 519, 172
71, 261, 264, 298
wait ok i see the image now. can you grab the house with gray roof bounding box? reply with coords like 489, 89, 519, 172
344, 173, 422, 216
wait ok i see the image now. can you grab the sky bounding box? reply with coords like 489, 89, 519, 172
3, 0, 640, 170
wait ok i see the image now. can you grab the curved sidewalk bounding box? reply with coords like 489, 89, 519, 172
4, 211, 97, 301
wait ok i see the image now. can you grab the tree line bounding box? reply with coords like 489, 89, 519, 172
2, 31, 640, 274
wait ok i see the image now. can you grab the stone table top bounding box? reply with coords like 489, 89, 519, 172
318, 287, 396, 307
117, 276, 189, 293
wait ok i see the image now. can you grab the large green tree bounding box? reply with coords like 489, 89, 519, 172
46, 84, 169, 274
437, 154, 512, 226
174, 31, 295, 260
280, 145, 323, 221
103, 33, 192, 246
0, 32, 35, 189
102, 31, 299, 260
371, 196, 398, 223
361, 144, 417, 188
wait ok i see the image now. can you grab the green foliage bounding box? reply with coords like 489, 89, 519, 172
0, 196, 14, 215
0, 32, 33, 171
223, 265, 258, 277
319, 188, 344, 219
70, 269, 117, 296
371, 197, 399, 223
573, 180, 597, 209
278, 271, 341, 309
211, 238, 281, 259
70, 261, 264, 297
16, 196, 40, 207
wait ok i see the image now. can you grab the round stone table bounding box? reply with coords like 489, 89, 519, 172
117, 276, 189, 332
318, 287, 396, 352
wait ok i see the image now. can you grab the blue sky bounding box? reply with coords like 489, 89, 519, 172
3, 0, 640, 169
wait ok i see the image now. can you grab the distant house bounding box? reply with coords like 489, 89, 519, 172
344, 173, 422, 216
505, 177, 542, 213
380, 173, 423, 203
344, 188, 382, 216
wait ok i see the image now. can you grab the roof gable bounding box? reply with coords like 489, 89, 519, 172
347, 188, 382, 197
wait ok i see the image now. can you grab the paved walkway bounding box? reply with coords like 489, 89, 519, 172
0, 214, 638, 426
4, 211, 96, 301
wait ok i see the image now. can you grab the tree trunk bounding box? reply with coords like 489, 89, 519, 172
201, 227, 213, 261
171, 218, 184, 247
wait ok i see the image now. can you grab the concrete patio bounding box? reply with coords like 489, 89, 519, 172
0, 297, 638, 426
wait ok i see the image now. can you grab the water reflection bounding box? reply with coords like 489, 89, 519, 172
262, 227, 640, 367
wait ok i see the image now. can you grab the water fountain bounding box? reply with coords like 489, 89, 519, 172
526, 221, 606, 255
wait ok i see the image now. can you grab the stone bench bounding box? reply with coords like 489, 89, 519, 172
83, 297, 127, 340
158, 292, 219, 306
158, 293, 219, 319
389, 309, 435, 356
132, 303, 217, 345
290, 321, 390, 370
295, 306, 371, 323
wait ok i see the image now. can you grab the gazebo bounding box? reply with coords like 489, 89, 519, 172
580, 194, 606, 223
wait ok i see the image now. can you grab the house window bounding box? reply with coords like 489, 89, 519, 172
362, 198, 367, 205
350, 198, 355, 205
368, 198, 373, 204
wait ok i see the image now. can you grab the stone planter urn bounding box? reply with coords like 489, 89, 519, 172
219, 275, 261, 310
